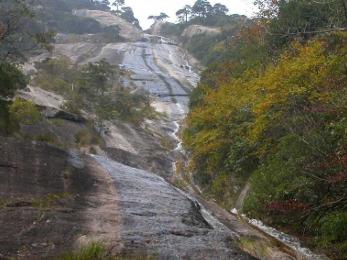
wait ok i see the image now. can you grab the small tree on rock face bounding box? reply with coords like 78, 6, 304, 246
120, 6, 140, 28
79, 59, 116, 98
0, 63, 26, 98
176, 5, 192, 23
0, 0, 51, 98
95, 0, 110, 11
192, 0, 212, 18
212, 3, 229, 16
159, 12, 169, 21
113, 0, 125, 11
148, 12, 169, 22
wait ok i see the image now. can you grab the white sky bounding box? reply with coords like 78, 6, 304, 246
124, 0, 257, 29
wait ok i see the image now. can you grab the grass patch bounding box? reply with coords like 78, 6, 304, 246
51, 118, 66, 126
0, 199, 7, 209
61, 243, 106, 260
238, 235, 269, 259
174, 178, 188, 191
75, 129, 101, 147
9, 98, 42, 126
0, 193, 71, 210
35, 133, 60, 146
60, 243, 157, 260
32, 193, 71, 210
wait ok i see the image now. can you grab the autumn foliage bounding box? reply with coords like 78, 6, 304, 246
183, 18, 347, 259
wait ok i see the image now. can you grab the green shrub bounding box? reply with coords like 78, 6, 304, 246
0, 62, 27, 98
63, 96, 83, 115
51, 118, 65, 126
33, 193, 71, 210
34, 75, 71, 95
33, 57, 77, 96
320, 212, 347, 243
61, 243, 106, 260
9, 98, 42, 125
33, 57, 155, 124
75, 129, 99, 147
35, 133, 59, 145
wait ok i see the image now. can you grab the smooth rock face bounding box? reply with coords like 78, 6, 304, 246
9, 17, 261, 259
49, 31, 258, 259
17, 86, 64, 109
94, 156, 255, 259
0, 138, 119, 258
73, 9, 143, 41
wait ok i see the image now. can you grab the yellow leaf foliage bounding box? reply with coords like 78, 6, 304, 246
184, 32, 347, 170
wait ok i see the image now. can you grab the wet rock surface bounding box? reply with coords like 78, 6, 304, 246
49, 32, 260, 259
106, 146, 173, 178
5, 17, 311, 259
100, 119, 175, 178
94, 156, 255, 259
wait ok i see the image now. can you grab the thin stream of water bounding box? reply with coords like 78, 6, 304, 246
230, 208, 328, 260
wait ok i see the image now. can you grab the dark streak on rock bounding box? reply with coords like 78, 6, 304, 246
0, 164, 18, 169
141, 47, 177, 103
182, 199, 213, 229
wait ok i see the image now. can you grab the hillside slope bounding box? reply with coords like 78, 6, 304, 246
0, 1, 335, 259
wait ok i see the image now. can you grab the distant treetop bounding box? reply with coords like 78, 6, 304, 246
176, 0, 229, 23
148, 12, 170, 22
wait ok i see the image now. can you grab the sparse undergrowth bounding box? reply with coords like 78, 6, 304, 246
75, 129, 101, 147
0, 193, 72, 210
61, 243, 107, 260
60, 243, 157, 260
32, 57, 156, 125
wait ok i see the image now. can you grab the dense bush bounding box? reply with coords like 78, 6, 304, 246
0, 62, 27, 98
9, 98, 42, 125
183, 10, 347, 257
0, 0, 46, 136
0, 0, 53, 62
183, 0, 347, 254
320, 212, 347, 246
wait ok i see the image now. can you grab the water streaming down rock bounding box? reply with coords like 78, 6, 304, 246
83, 34, 325, 259
78, 33, 256, 259
21, 16, 328, 257
231, 209, 329, 260
92, 155, 254, 259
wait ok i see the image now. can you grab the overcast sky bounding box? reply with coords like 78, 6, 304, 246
125, 0, 257, 29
